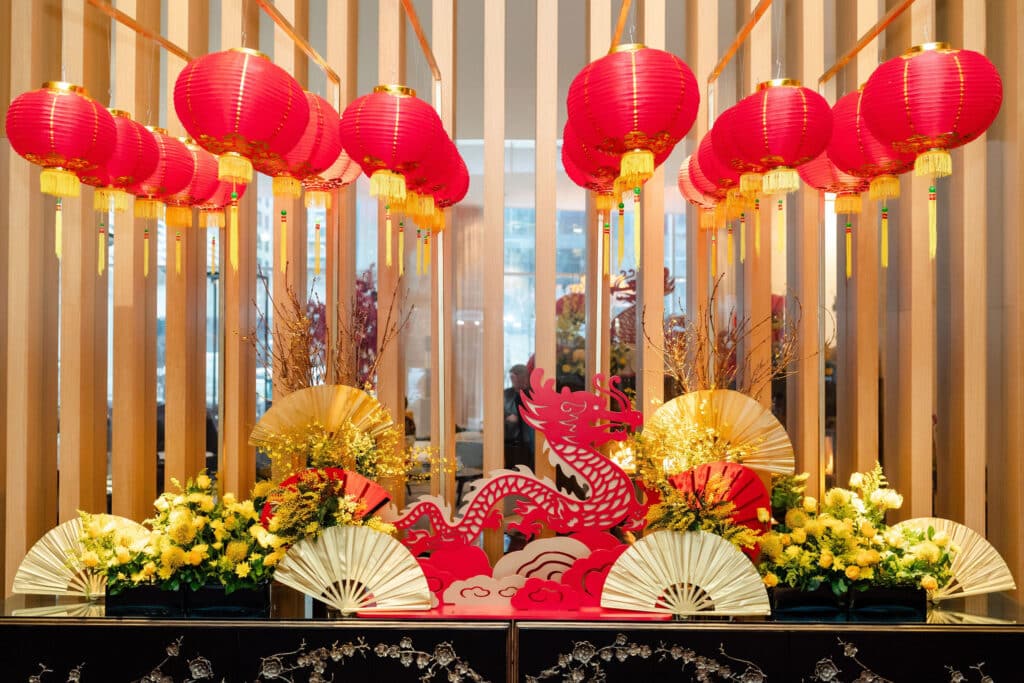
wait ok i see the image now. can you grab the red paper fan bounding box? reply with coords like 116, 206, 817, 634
667, 462, 769, 533
260, 467, 392, 527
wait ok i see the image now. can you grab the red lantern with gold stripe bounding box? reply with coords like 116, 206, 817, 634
563, 122, 620, 193
711, 106, 767, 196
255, 91, 342, 199
678, 156, 717, 232
174, 48, 310, 185
303, 148, 362, 210
165, 140, 219, 228
77, 110, 159, 214
861, 43, 1002, 179
799, 151, 869, 279
197, 179, 247, 228
129, 128, 194, 219
729, 79, 833, 195
566, 44, 699, 190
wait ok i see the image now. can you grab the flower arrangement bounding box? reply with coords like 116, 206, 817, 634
644, 473, 761, 551
758, 464, 957, 596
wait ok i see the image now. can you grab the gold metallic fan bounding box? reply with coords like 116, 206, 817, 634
12, 516, 146, 599
600, 530, 770, 617
894, 517, 1016, 601
643, 389, 794, 475
273, 525, 431, 615
926, 608, 1013, 625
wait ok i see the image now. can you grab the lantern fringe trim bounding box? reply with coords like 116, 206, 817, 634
869, 175, 901, 201
835, 194, 863, 215
618, 149, 654, 189
202, 209, 225, 228
135, 198, 165, 220
740, 172, 763, 196
305, 189, 331, 210
595, 193, 614, 212
370, 169, 407, 203
218, 153, 253, 184
700, 208, 716, 230
40, 168, 81, 198
915, 149, 952, 178
166, 205, 194, 228
94, 187, 129, 213
272, 175, 302, 199
762, 167, 801, 194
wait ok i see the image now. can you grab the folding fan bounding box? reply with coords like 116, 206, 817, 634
668, 461, 770, 533
273, 525, 431, 615
260, 468, 392, 527
13, 602, 107, 618
644, 389, 795, 475
926, 608, 1013, 625
894, 517, 1017, 601
600, 530, 770, 616
249, 384, 394, 450
12, 516, 147, 598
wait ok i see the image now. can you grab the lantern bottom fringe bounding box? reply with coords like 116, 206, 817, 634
272, 175, 302, 199
915, 149, 952, 178
95, 187, 129, 213
40, 168, 81, 198
305, 189, 331, 210
725, 189, 749, 221
618, 149, 654, 190
740, 172, 763, 197
700, 208, 716, 230
135, 199, 165, 220
201, 209, 225, 228
370, 169, 407, 203
762, 167, 800, 194
714, 203, 727, 228
166, 205, 194, 228
835, 194, 863, 215
595, 193, 614, 212
218, 153, 253, 185
403, 192, 434, 219
869, 174, 901, 201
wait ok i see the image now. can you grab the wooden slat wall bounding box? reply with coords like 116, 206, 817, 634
0, 0, 11, 596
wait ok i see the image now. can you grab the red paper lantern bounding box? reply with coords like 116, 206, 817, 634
711, 106, 767, 196
827, 90, 916, 201
696, 134, 738, 198
677, 156, 716, 210
798, 151, 869, 214
566, 44, 699, 189
255, 91, 342, 199
303, 148, 362, 209
6, 81, 116, 198
174, 48, 310, 185
339, 84, 444, 204
77, 110, 159, 213
197, 179, 248, 228
861, 42, 1002, 178
434, 152, 469, 210
165, 141, 220, 228
563, 122, 620, 194
129, 128, 194, 219
729, 79, 833, 194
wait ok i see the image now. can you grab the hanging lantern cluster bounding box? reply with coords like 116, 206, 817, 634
564, 43, 699, 271
799, 152, 870, 279
254, 91, 342, 200
77, 110, 159, 215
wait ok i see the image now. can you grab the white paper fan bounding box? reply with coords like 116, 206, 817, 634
926, 608, 1013, 625
273, 525, 431, 615
12, 515, 146, 599
644, 389, 794, 475
249, 384, 394, 448
13, 602, 107, 618
894, 517, 1017, 601
600, 530, 770, 616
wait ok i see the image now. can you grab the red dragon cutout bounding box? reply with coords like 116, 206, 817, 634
395, 369, 647, 555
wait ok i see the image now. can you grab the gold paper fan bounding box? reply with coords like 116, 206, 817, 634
273, 525, 431, 615
643, 389, 794, 475
250, 384, 393, 447
12, 516, 146, 599
894, 517, 1017, 601
926, 608, 1013, 625
13, 602, 107, 618
600, 530, 770, 617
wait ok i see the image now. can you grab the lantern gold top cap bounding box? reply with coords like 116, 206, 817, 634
146, 125, 169, 136
757, 79, 801, 90
374, 84, 416, 97
42, 81, 87, 95
611, 43, 646, 53
110, 109, 133, 119
229, 46, 271, 61
906, 42, 952, 55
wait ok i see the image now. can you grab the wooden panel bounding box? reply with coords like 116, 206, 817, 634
111, 0, 159, 521
0, 0, 9, 593
482, 0, 505, 562
638, 0, 665, 418
218, 0, 260, 498
5, 0, 61, 596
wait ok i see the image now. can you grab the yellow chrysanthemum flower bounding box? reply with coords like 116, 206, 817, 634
845, 565, 860, 580
920, 575, 938, 591
784, 509, 808, 529
819, 550, 834, 569
115, 547, 131, 565
225, 540, 249, 563
790, 528, 807, 545
160, 545, 187, 569
196, 473, 212, 489
762, 572, 779, 588
911, 541, 940, 564
803, 519, 825, 537
802, 496, 818, 513
80, 550, 100, 568
251, 480, 275, 500
235, 562, 251, 578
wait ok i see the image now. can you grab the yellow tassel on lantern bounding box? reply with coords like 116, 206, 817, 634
633, 187, 641, 268
218, 152, 253, 184
881, 207, 889, 269
617, 203, 625, 270
762, 167, 801, 194
869, 174, 901, 201
55, 198, 63, 260
916, 149, 952, 178
370, 169, 407, 203
835, 194, 863, 216
727, 226, 735, 264
175, 231, 182, 276
385, 205, 393, 267
279, 210, 287, 274
928, 185, 937, 260
98, 223, 106, 276
143, 227, 150, 279
424, 232, 431, 272
272, 175, 302, 199
398, 222, 405, 276
700, 208, 715, 230
619, 149, 654, 189
845, 222, 853, 279
740, 172, 763, 197
314, 223, 322, 276
603, 221, 611, 276
711, 233, 718, 274
40, 168, 81, 197
595, 193, 614, 212
305, 189, 331, 210
754, 199, 762, 257
135, 198, 164, 220
211, 236, 218, 276
229, 192, 239, 272
166, 205, 193, 228
739, 213, 746, 264
95, 187, 129, 213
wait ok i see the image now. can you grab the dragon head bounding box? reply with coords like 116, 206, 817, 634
520, 369, 642, 448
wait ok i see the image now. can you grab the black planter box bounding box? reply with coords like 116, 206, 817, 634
185, 582, 271, 619
104, 584, 185, 618
769, 585, 846, 621
847, 586, 927, 622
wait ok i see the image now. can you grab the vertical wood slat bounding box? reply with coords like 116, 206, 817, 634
533, 0, 557, 486
5, 0, 62, 595
0, 0, 10, 594
164, 0, 209, 487
638, 0, 665, 419
59, 0, 110, 522
111, 0, 159, 521
482, 0, 505, 562
431, 0, 457, 504
895, 0, 936, 519
377, 0, 406, 509
218, 0, 260, 498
